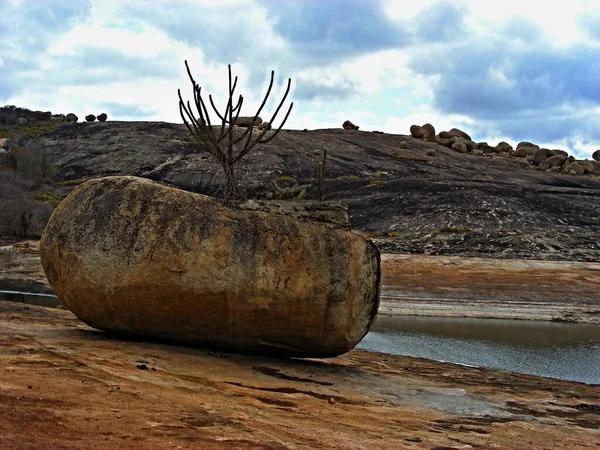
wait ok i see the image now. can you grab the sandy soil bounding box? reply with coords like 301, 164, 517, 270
1, 301, 599, 450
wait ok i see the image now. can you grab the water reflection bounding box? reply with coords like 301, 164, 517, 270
358, 315, 600, 384
0, 290, 61, 308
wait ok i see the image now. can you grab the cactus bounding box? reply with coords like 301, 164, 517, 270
317, 149, 327, 201
178, 61, 293, 201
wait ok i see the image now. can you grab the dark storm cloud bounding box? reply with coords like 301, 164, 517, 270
260, 0, 409, 59
408, 15, 600, 142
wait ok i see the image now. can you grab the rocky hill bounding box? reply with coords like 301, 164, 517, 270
16, 121, 600, 261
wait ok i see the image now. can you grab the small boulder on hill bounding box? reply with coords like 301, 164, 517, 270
235, 116, 262, 127
258, 121, 272, 131
563, 162, 585, 176
97, 113, 107, 122
593, 150, 600, 162
532, 148, 553, 166
85, 114, 96, 122
496, 141, 513, 152
539, 154, 568, 170
343, 120, 359, 130
439, 128, 471, 141
66, 113, 78, 123
410, 123, 435, 140
516, 142, 540, 155
581, 160, 598, 174
16, 117, 27, 126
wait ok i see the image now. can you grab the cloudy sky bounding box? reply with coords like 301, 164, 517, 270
1, 0, 599, 158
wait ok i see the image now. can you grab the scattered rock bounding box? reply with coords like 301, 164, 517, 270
434, 135, 453, 147
235, 116, 262, 127
40, 176, 381, 357
539, 154, 568, 170
451, 141, 468, 153
496, 142, 513, 152
549, 149, 568, 157
97, 113, 108, 122
477, 142, 495, 154
440, 128, 471, 141
563, 162, 584, 176
532, 148, 553, 166
581, 160, 598, 174
16, 117, 27, 126
343, 120, 359, 130
257, 121, 272, 131
516, 141, 540, 155
66, 113, 78, 123
85, 114, 96, 122
398, 141, 408, 149
425, 149, 436, 157
0, 138, 7, 149
410, 123, 435, 140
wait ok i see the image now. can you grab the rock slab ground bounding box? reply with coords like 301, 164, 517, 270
1, 301, 599, 450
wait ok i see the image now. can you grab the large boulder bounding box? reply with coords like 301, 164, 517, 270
97, 113, 108, 122
593, 150, 600, 162
85, 114, 96, 122
66, 113, 78, 123
40, 176, 381, 357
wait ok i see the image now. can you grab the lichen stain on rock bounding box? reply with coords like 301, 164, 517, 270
40, 176, 381, 357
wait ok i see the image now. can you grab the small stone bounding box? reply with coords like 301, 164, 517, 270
85, 114, 96, 122
425, 148, 436, 156
342, 120, 359, 130
136, 364, 149, 370
399, 141, 408, 149
328, 397, 336, 404
97, 113, 108, 122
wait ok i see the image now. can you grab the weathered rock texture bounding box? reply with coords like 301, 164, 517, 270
234, 116, 262, 127
40, 176, 381, 357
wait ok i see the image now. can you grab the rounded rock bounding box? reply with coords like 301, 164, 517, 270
40, 176, 381, 357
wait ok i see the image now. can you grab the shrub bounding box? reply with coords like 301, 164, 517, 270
369, 179, 387, 185
0, 170, 54, 237
387, 231, 400, 237
8, 142, 56, 187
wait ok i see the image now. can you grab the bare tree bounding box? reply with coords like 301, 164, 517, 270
178, 61, 293, 201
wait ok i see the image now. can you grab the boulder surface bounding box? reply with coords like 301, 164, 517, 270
40, 176, 381, 357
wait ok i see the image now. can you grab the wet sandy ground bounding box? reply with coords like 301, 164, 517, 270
1, 301, 599, 450
380, 254, 600, 323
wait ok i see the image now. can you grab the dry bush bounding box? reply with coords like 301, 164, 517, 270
0, 170, 54, 237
